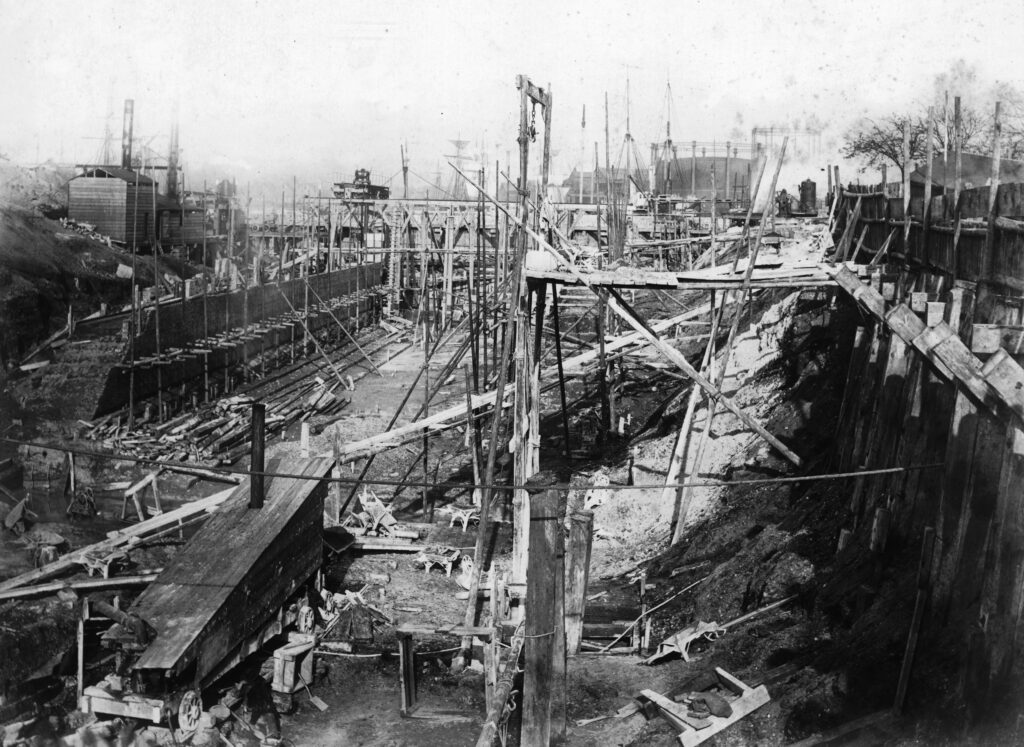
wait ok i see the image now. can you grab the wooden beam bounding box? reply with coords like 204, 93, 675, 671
673, 138, 789, 538
0, 574, 158, 602
476, 626, 525, 747
606, 288, 802, 466
894, 526, 935, 714
522, 475, 562, 746
971, 324, 1024, 355
0, 488, 234, 592
561, 307, 714, 374
331, 385, 513, 461
564, 510, 593, 656
452, 164, 802, 467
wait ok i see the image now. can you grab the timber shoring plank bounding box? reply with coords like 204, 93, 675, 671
859, 335, 914, 524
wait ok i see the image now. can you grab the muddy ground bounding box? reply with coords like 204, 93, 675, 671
3, 283, 1024, 746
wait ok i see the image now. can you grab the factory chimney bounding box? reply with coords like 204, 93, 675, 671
167, 120, 179, 200
121, 99, 134, 170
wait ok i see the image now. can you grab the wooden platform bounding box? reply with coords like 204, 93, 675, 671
127, 457, 332, 685
526, 262, 836, 290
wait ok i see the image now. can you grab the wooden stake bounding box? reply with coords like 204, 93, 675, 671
923, 107, 934, 251
464, 364, 484, 506
476, 626, 525, 747
565, 509, 594, 655
523, 474, 562, 746
551, 290, 573, 458
902, 123, 912, 249
894, 526, 936, 714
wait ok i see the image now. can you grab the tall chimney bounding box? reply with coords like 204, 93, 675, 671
249, 403, 266, 509
121, 99, 134, 170
167, 120, 179, 200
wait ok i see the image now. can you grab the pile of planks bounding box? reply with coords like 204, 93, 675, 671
82, 325, 412, 467
83, 378, 349, 466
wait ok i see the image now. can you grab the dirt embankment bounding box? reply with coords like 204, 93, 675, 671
0, 162, 196, 373
566, 291, 1023, 746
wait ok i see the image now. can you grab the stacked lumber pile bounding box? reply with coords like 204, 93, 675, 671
83, 378, 349, 466
81, 325, 413, 467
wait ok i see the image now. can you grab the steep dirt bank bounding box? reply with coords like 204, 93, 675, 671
568, 291, 1022, 746
0, 196, 193, 372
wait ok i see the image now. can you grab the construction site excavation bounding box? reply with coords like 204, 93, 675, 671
3, 3, 1024, 745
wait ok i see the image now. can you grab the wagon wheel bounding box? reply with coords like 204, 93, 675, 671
177, 689, 202, 732
297, 605, 316, 634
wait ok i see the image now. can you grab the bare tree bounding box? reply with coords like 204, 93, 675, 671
993, 82, 1024, 160
841, 115, 929, 179
930, 101, 987, 157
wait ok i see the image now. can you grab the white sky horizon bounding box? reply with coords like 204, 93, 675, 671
2, 0, 1022, 198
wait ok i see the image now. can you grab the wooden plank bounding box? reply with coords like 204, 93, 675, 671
522, 481, 561, 746
894, 527, 936, 713
885, 304, 926, 342
565, 510, 594, 656
982, 348, 1024, 419
926, 302, 947, 327
0, 488, 235, 592
639, 689, 712, 731
332, 384, 514, 461
832, 266, 886, 318
0, 574, 157, 602
983, 426, 1024, 681
971, 324, 1024, 355
928, 324, 999, 407
858, 335, 914, 524
561, 307, 711, 374
606, 289, 802, 466
909, 323, 955, 381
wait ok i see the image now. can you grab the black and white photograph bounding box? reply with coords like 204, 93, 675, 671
1, 1, 1023, 744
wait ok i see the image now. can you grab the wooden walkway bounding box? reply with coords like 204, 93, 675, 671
526, 262, 836, 290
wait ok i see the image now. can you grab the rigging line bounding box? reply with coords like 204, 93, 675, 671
0, 436, 943, 492
407, 168, 457, 200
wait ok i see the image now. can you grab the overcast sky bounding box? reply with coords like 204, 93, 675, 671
2, 0, 1022, 195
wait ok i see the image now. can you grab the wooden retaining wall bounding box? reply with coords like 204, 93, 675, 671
87, 263, 384, 416
831, 182, 1024, 715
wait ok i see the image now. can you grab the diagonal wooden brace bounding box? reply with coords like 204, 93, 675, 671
603, 288, 802, 467
448, 162, 803, 468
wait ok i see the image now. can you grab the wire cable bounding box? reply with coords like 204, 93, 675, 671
0, 435, 944, 494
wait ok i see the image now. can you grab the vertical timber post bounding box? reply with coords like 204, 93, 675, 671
250, 402, 265, 509
565, 509, 594, 655
523, 472, 563, 746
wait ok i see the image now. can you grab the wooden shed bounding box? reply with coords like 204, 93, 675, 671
159, 194, 205, 246
68, 167, 156, 245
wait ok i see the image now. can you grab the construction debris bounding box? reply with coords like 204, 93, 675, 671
638, 668, 770, 746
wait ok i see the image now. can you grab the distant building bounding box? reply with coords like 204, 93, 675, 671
562, 156, 753, 203
68, 167, 204, 247
653, 156, 752, 201
560, 167, 640, 204
910, 152, 1024, 197
332, 169, 390, 200
68, 167, 157, 245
